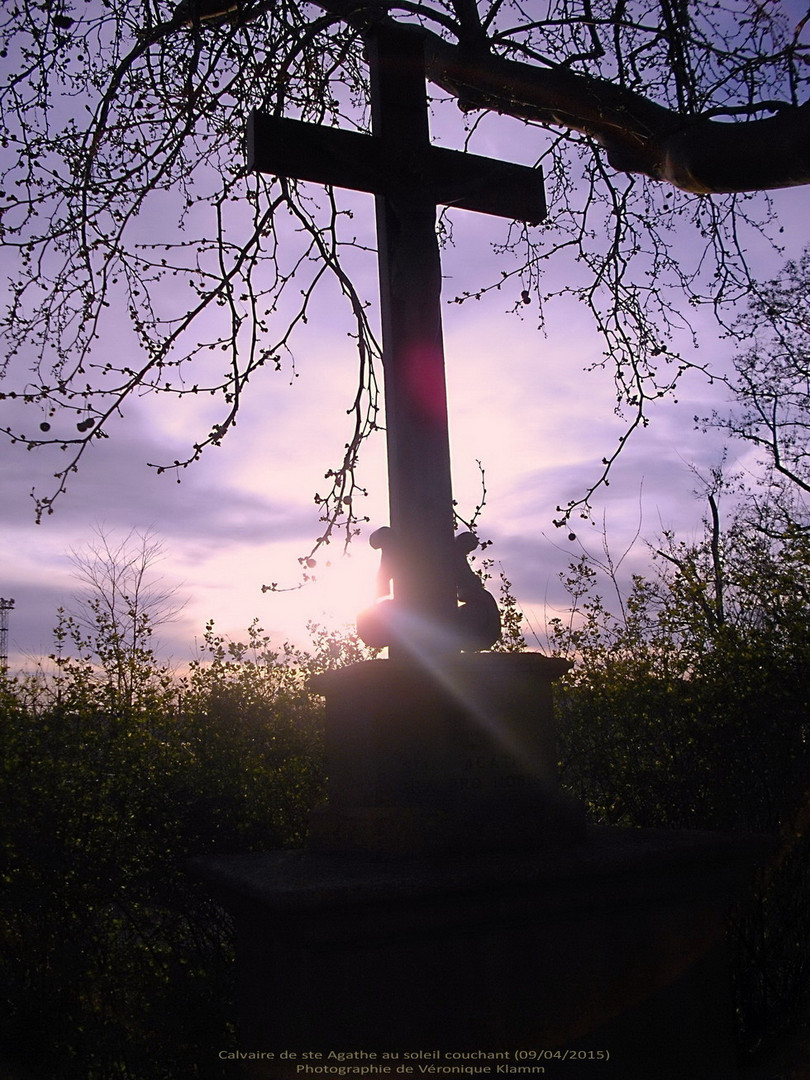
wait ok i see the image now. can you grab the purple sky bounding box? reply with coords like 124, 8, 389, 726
2, 79, 809, 671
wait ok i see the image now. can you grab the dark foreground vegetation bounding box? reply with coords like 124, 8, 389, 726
550, 488, 810, 1065
0, 615, 366, 1080
1, 485, 809, 1078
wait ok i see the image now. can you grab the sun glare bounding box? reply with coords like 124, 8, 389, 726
291, 547, 380, 635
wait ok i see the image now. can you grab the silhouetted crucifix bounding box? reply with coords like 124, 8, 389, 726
249, 24, 546, 656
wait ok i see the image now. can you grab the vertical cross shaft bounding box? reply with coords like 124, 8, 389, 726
368, 28, 458, 653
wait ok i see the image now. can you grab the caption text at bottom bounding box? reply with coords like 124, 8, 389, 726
218, 1049, 611, 1075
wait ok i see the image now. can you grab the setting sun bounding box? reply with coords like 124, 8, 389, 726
298, 546, 381, 629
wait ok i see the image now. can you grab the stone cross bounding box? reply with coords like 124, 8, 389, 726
248, 23, 546, 655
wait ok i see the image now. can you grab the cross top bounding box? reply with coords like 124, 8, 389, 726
249, 23, 546, 657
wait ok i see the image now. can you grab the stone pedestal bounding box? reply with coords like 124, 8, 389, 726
307, 654, 584, 855
194, 654, 770, 1079
198, 829, 768, 1080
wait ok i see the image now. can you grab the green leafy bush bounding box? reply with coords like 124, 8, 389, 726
0, 615, 335, 1080
550, 497, 810, 1054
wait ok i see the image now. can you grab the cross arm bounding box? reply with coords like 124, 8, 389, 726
247, 111, 546, 225
428, 144, 546, 224
247, 111, 385, 196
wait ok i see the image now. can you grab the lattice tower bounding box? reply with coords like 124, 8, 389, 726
0, 598, 14, 669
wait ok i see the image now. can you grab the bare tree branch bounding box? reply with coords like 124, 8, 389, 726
1, 0, 808, 539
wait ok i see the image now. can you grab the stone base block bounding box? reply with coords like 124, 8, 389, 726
196, 827, 771, 1080
307, 793, 585, 856
308, 654, 584, 855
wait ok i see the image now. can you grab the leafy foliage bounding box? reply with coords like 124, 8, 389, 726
0, 611, 334, 1079
549, 486, 810, 1053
